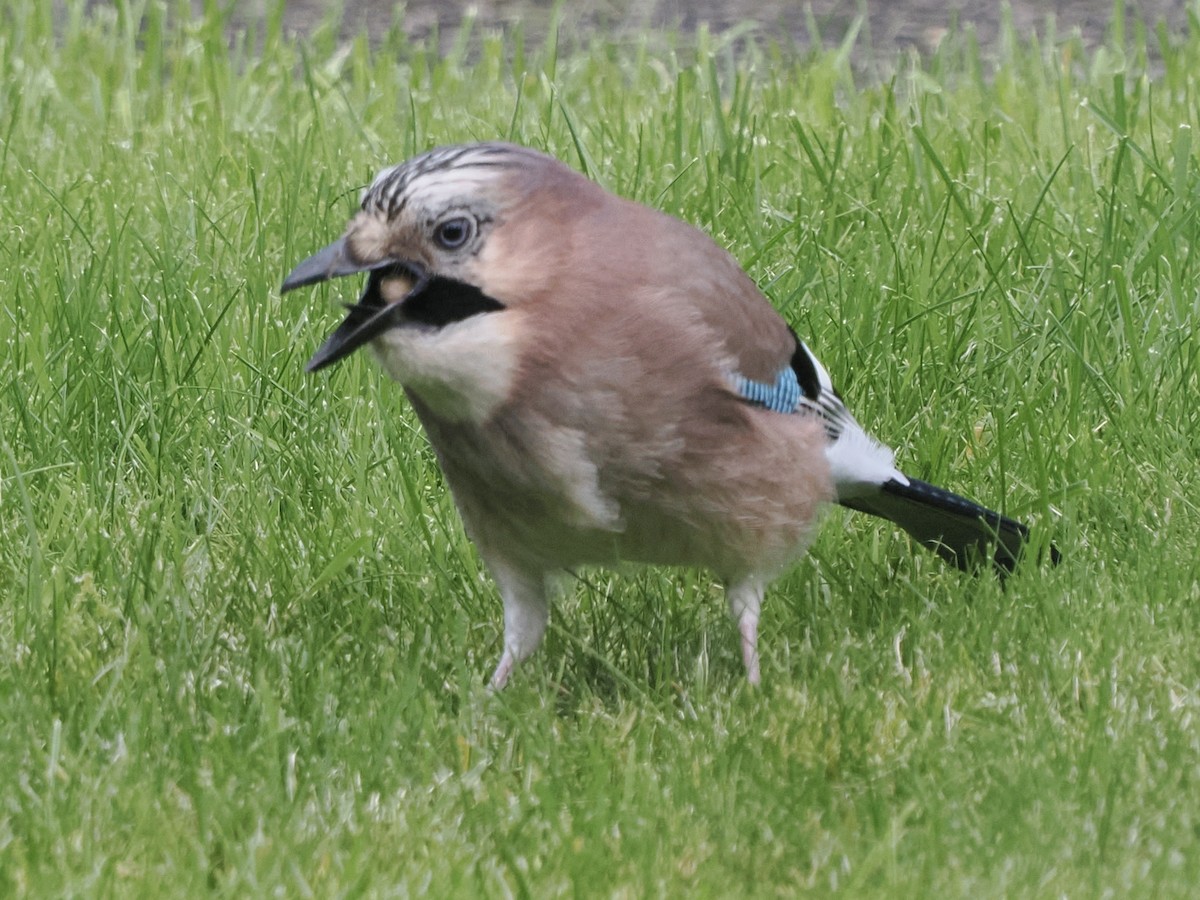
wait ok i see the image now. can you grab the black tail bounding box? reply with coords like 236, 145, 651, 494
839, 477, 1060, 573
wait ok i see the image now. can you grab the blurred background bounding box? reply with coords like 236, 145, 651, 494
260, 0, 1190, 56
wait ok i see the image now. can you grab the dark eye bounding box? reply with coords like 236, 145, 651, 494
433, 216, 474, 250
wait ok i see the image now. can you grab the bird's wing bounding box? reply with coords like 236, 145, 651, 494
729, 329, 1054, 573
598, 204, 1054, 572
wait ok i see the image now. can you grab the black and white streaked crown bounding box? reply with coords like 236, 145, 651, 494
361, 142, 541, 220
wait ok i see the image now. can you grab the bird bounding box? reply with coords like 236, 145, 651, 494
282, 141, 1058, 688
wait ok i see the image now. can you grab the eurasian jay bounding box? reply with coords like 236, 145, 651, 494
282, 142, 1057, 687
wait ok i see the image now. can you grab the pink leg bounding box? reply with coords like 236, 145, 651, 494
739, 612, 761, 686
490, 650, 517, 690
486, 559, 548, 689
727, 576, 766, 685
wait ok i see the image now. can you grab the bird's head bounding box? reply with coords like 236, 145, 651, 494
281, 142, 596, 373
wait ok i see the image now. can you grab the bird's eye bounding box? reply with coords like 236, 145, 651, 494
433, 216, 474, 250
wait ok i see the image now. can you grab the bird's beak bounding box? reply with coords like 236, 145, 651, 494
281, 237, 427, 372
284, 237, 507, 373
280, 236, 396, 293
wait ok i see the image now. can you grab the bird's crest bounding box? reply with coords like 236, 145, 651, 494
361, 143, 532, 220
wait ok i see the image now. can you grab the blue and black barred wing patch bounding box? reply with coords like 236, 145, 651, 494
731, 331, 854, 443
731, 368, 803, 413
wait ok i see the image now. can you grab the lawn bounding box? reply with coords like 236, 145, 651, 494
2, 0, 1199, 895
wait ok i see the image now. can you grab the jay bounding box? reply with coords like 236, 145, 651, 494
282, 142, 1057, 687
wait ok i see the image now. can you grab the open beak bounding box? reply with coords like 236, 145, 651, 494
283, 237, 507, 373
281, 237, 426, 372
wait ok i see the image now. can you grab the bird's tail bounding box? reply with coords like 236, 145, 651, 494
838, 476, 1060, 573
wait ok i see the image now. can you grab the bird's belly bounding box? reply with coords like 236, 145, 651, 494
412, 394, 833, 578
445, 465, 828, 579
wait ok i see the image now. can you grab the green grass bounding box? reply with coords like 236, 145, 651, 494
2, 0, 1200, 894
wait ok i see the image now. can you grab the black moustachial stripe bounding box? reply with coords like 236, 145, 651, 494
401, 273, 505, 327
306, 267, 505, 372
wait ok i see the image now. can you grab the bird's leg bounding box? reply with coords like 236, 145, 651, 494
487, 559, 549, 689
725, 575, 766, 685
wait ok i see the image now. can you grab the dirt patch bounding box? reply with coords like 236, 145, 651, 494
268, 0, 1189, 59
